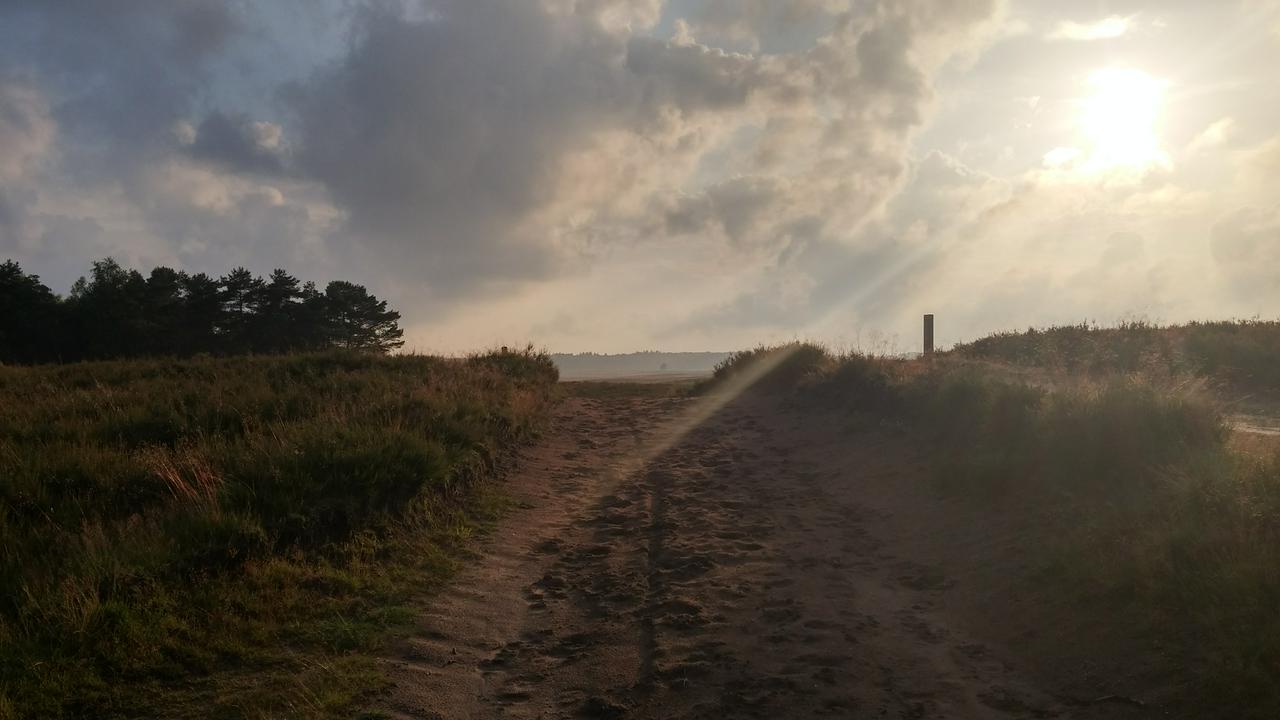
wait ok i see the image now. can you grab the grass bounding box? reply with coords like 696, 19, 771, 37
0, 349, 558, 719
708, 341, 1280, 716
952, 319, 1280, 394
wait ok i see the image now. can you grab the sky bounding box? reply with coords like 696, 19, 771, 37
2, 0, 1279, 353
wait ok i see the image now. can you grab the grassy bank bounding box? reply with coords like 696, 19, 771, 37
0, 350, 558, 719
951, 320, 1280, 394
710, 343, 1280, 716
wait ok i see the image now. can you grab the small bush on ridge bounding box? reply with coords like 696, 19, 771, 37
709, 342, 833, 392
953, 319, 1280, 394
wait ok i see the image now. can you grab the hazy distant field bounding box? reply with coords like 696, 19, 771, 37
552, 351, 729, 381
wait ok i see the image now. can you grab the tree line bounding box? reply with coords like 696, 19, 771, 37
1, 258, 404, 364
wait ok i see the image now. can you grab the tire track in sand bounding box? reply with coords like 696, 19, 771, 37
371, 389, 1150, 719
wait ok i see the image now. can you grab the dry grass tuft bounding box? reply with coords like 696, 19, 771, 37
141, 444, 224, 509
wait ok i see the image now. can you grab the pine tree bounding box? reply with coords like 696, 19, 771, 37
180, 272, 224, 355
219, 268, 264, 353
141, 267, 187, 356
250, 269, 304, 352
67, 258, 148, 359
0, 261, 63, 363
322, 281, 405, 352
0, 257, 407, 363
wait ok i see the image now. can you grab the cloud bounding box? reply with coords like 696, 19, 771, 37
1099, 230, 1146, 266
0, 78, 54, 180
0, 0, 1015, 344
187, 111, 287, 175
31, 0, 1277, 353
0, 76, 55, 249
664, 176, 790, 247
0, 0, 340, 288
1241, 135, 1280, 183
0, 0, 243, 171
1047, 15, 1131, 41
1211, 206, 1280, 298
679, 0, 843, 50
668, 150, 1011, 340
1186, 118, 1235, 155
281, 0, 1003, 307
286, 1, 640, 296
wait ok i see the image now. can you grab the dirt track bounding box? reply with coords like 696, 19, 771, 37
373, 388, 1157, 719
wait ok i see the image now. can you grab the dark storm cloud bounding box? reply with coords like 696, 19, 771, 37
287, 3, 584, 290
285, 0, 781, 295
664, 176, 790, 246
187, 111, 287, 175
624, 37, 762, 112
0, 0, 242, 167
282, 0, 1002, 303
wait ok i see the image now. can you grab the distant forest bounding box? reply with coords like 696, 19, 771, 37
0, 259, 404, 365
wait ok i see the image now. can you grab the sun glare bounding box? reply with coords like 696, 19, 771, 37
1078, 68, 1168, 173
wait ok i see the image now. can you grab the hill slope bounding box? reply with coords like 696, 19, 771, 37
0, 350, 558, 718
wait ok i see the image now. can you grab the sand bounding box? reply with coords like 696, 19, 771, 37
371, 389, 1162, 719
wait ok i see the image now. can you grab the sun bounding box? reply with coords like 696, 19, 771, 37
1077, 68, 1168, 173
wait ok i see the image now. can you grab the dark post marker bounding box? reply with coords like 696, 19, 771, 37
923, 314, 935, 357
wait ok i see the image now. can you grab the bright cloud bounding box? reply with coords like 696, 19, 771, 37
1048, 15, 1132, 41
1187, 118, 1235, 155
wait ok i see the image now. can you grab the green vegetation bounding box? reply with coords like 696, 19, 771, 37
709, 342, 1280, 716
0, 349, 558, 719
952, 319, 1280, 394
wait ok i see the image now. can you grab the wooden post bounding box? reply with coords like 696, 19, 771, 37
923, 314, 935, 358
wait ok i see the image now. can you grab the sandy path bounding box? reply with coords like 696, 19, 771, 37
1230, 413, 1280, 437
372, 390, 1152, 719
